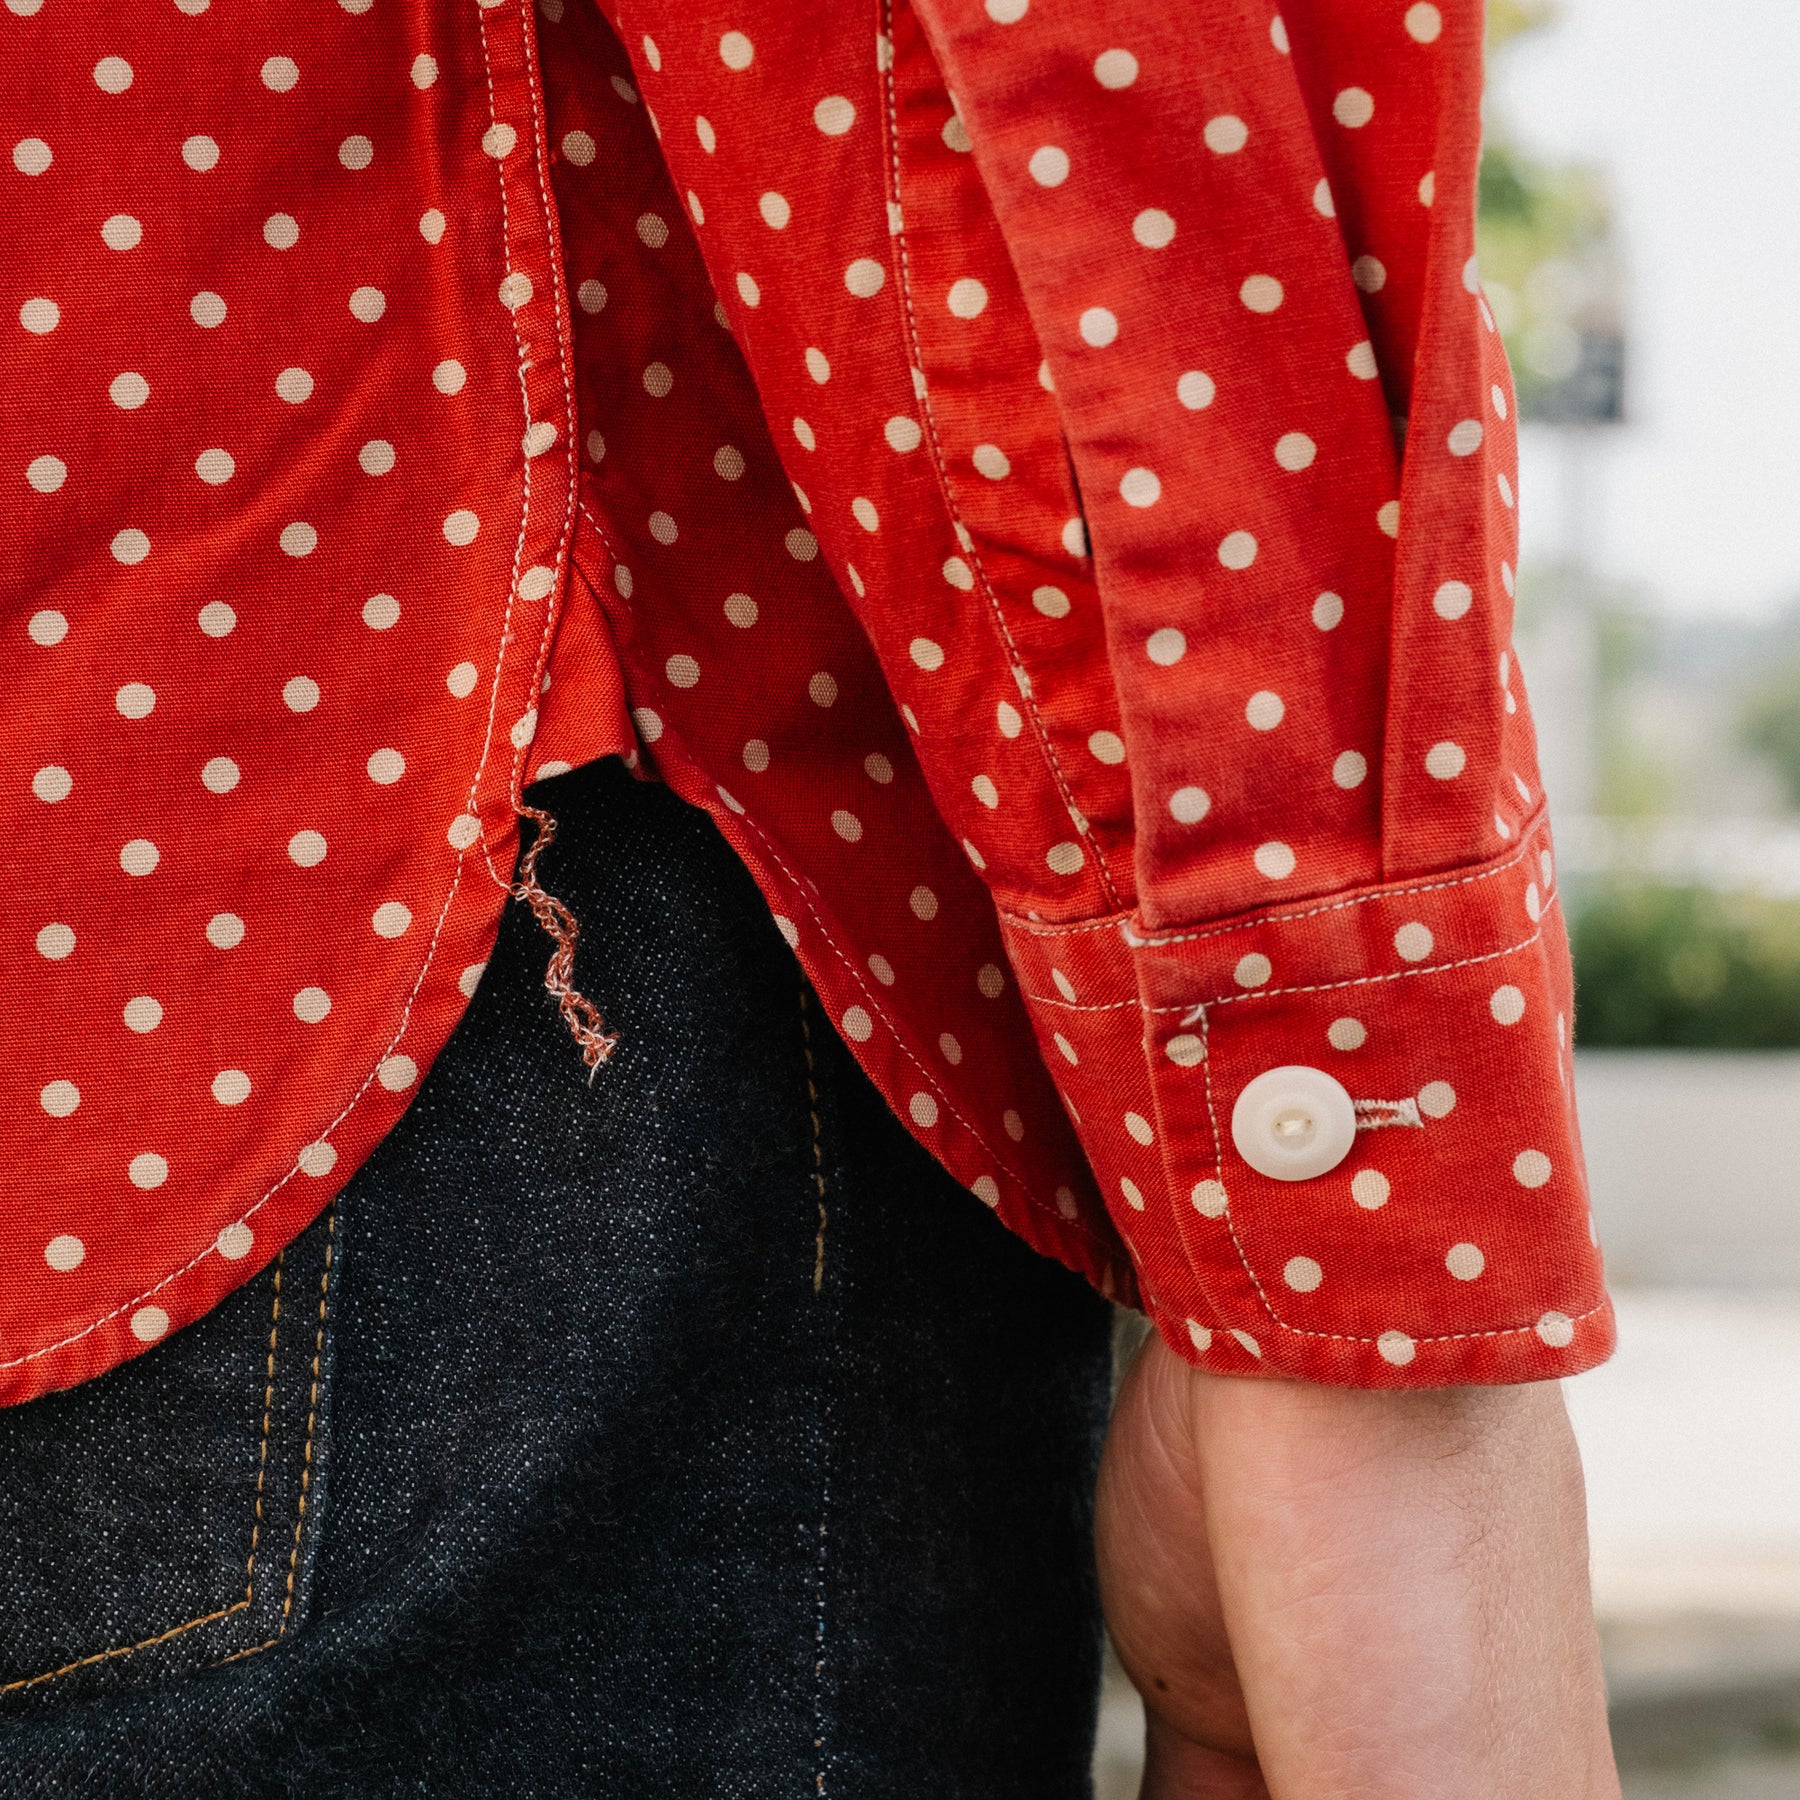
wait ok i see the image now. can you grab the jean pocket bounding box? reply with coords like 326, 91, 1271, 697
0, 1198, 339, 1708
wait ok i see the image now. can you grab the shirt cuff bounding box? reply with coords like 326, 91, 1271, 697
999, 813, 1614, 1388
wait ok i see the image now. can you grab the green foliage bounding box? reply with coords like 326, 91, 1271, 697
1738, 656, 1800, 809
1572, 885, 1800, 1047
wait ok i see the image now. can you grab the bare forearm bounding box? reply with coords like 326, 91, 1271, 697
1098, 1342, 1621, 1800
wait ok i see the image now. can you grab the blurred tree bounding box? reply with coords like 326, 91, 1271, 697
1738, 655, 1800, 808
1479, 4, 1624, 424
1573, 886, 1800, 1047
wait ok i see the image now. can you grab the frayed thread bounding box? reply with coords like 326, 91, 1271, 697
511, 801, 619, 1079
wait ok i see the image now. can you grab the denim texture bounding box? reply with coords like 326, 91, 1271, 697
0, 759, 1113, 1797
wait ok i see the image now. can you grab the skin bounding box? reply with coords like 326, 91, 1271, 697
1095, 1336, 1622, 1800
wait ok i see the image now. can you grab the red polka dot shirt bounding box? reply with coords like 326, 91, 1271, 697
0, 0, 1612, 1403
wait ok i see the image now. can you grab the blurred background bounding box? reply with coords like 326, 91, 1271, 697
1099, 2, 1800, 1792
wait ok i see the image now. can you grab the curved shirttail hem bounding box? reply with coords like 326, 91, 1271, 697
0, 0, 565, 1400
732, 810, 1115, 1265
1189, 998, 1609, 1354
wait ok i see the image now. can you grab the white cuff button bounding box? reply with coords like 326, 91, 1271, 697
1231, 1065, 1357, 1182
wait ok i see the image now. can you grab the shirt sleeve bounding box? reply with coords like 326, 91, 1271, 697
611, 0, 1613, 1387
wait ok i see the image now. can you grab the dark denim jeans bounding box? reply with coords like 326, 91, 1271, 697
0, 759, 1113, 1797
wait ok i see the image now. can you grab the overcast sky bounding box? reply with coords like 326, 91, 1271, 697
1503, 0, 1800, 617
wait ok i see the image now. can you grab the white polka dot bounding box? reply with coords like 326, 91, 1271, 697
946, 276, 988, 319
298, 1141, 338, 1176
1046, 841, 1084, 875
1232, 1330, 1263, 1359
906, 1091, 939, 1131
1313, 176, 1336, 217
1087, 730, 1125, 765
110, 371, 152, 411
1203, 113, 1248, 154
1093, 48, 1138, 88
978, 963, 1006, 999
910, 636, 945, 672
1345, 343, 1380, 385
442, 509, 480, 547
518, 564, 557, 604
718, 29, 753, 68
510, 709, 538, 749
1425, 741, 1466, 781
1419, 171, 1437, 206
808, 94, 857, 139
1245, 689, 1283, 730
1164, 1033, 1204, 1068
128, 1154, 168, 1192
261, 210, 301, 251
845, 257, 886, 297
378, 1054, 418, 1092
442, 662, 480, 701
971, 443, 1011, 482
907, 884, 939, 922
1283, 1255, 1322, 1293
884, 415, 922, 453
1218, 531, 1258, 570
32, 764, 71, 804
275, 367, 313, 404
868, 954, 896, 986
40, 1079, 79, 1119
1432, 580, 1473, 620
1349, 1168, 1391, 1210
131, 1305, 172, 1343
1132, 208, 1176, 249
1078, 307, 1118, 347
757, 189, 791, 230
1328, 1017, 1366, 1052
93, 54, 134, 92
1417, 1080, 1456, 1118
108, 847, 163, 900
183, 135, 220, 171
410, 51, 439, 87
1240, 274, 1284, 313
1448, 418, 1484, 457
1192, 1178, 1227, 1218
37, 922, 75, 960
499, 270, 535, 307
366, 747, 406, 786
1254, 841, 1296, 879
986, 0, 1027, 17
100, 213, 144, 252
733, 271, 760, 308
418, 208, 447, 244
1061, 517, 1089, 556
285, 829, 326, 868
1029, 144, 1069, 186
971, 775, 999, 809
446, 813, 482, 851
787, 526, 820, 561
1352, 255, 1386, 294
1394, 921, 1434, 962
1275, 432, 1316, 472
194, 447, 236, 486
1377, 1330, 1415, 1366
207, 913, 245, 950
278, 520, 317, 558
185, 289, 227, 329
1053, 1032, 1079, 1066
1234, 952, 1271, 988
1308, 594, 1345, 637
1332, 750, 1368, 789
1378, 500, 1401, 537
111, 528, 150, 565
26, 454, 67, 493
282, 674, 320, 714
210, 1067, 252, 1106
1437, 1241, 1485, 1284
12, 137, 52, 177
830, 809, 863, 843
665, 653, 700, 690
217, 1221, 255, 1260
864, 752, 894, 782
115, 681, 155, 718
1169, 785, 1211, 824
1536, 1310, 1575, 1348
1514, 1149, 1552, 1189
1490, 984, 1526, 1026
1406, 1, 1443, 40
372, 900, 413, 938
1123, 1111, 1154, 1147
1333, 87, 1374, 128
1146, 627, 1186, 666
1120, 1176, 1145, 1211
44, 1234, 85, 1271
1119, 467, 1161, 508
1031, 585, 1072, 620
201, 755, 240, 793
1176, 369, 1215, 410
27, 608, 66, 651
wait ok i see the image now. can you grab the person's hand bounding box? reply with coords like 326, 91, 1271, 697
1095, 1335, 1621, 1799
